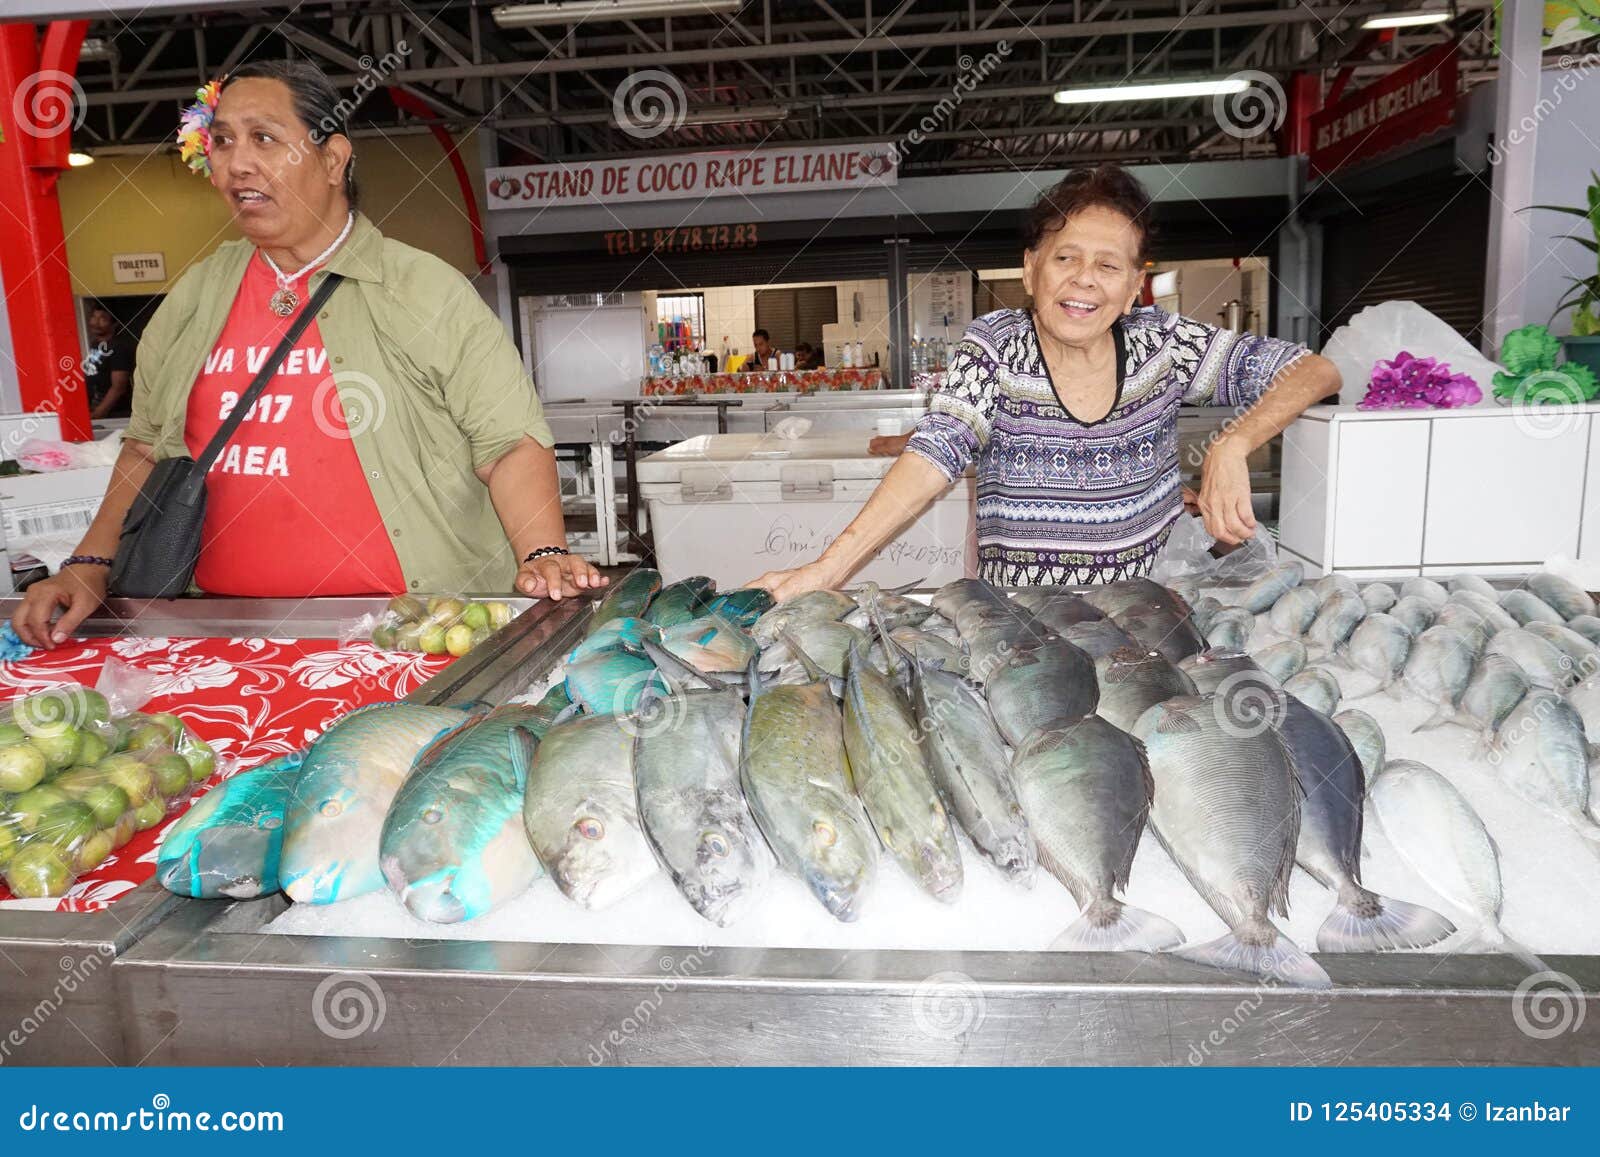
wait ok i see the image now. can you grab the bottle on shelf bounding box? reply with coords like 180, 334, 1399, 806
854, 339, 864, 369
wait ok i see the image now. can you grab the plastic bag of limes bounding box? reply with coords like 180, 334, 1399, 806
0, 688, 218, 900
362, 595, 515, 658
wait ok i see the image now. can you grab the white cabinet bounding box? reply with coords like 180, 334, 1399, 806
1277, 404, 1600, 578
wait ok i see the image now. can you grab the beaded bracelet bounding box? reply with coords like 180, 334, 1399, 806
522, 546, 571, 564
62, 555, 114, 568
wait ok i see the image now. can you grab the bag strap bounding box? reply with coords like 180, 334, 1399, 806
192, 272, 345, 478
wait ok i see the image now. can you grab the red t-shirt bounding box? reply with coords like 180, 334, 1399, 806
185, 255, 406, 596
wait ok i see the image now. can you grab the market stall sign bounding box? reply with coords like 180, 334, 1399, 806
486, 144, 897, 210
604, 223, 760, 256
1308, 43, 1459, 178
111, 252, 165, 283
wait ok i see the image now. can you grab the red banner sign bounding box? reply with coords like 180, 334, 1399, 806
1309, 43, 1460, 177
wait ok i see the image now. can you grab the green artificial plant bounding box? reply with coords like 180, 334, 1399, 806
1527, 169, 1600, 337
1492, 323, 1599, 403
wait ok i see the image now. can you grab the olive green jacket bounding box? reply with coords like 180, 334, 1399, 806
127, 213, 554, 594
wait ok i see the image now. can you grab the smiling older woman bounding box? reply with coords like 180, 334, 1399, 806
15, 60, 605, 649
752, 164, 1340, 598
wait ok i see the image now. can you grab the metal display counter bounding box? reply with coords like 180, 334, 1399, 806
83, 594, 1599, 1067
0, 593, 544, 1065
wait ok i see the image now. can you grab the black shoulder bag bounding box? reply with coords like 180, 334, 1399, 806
110, 273, 345, 598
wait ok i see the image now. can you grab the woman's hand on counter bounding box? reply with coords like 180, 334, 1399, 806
516, 552, 608, 602
1197, 441, 1257, 545
868, 432, 912, 457
747, 559, 847, 604
13, 564, 110, 650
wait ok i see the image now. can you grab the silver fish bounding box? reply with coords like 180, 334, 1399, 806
842, 646, 963, 902
1283, 667, 1342, 715
843, 585, 933, 631
1460, 653, 1531, 745
635, 688, 771, 926
1387, 595, 1438, 637
1403, 625, 1477, 728
1500, 589, 1565, 627
380, 706, 545, 923
1061, 618, 1140, 660
1487, 627, 1578, 690
1566, 676, 1600, 744
523, 714, 657, 910
751, 589, 856, 646
1368, 759, 1542, 968
931, 578, 1009, 621
1094, 646, 1198, 732
660, 613, 759, 674
281, 703, 467, 905
884, 626, 968, 674
1448, 573, 1499, 599
1528, 571, 1596, 620
1133, 694, 1330, 987
1360, 583, 1398, 613
1333, 709, 1386, 778
1454, 590, 1520, 634
1307, 590, 1366, 654
910, 661, 1035, 884
741, 670, 876, 921
1523, 621, 1600, 678
1188, 596, 1224, 636
1254, 639, 1309, 684
758, 618, 870, 677
1433, 602, 1494, 657
1275, 698, 1454, 952
1269, 587, 1321, 637
1565, 615, 1600, 646
985, 638, 1100, 746
1109, 602, 1207, 665
1026, 595, 1106, 635
1205, 608, 1255, 652
1012, 719, 1182, 951
1236, 562, 1305, 614
1345, 612, 1412, 692
1177, 649, 1265, 696
1491, 690, 1600, 842
1312, 573, 1359, 605
1399, 577, 1449, 608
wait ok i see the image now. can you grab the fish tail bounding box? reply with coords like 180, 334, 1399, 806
1050, 897, 1184, 953
1316, 883, 1456, 953
1176, 920, 1331, 988
1410, 705, 1468, 734
1459, 923, 1551, 976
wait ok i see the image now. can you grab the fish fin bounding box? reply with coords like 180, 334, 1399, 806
411, 716, 471, 770
1410, 706, 1467, 734
1322, 651, 1354, 670
862, 587, 909, 681
880, 575, 927, 597
1155, 704, 1203, 733
1456, 924, 1552, 976
745, 655, 764, 700
1176, 926, 1332, 988
506, 726, 538, 793
642, 637, 730, 692
779, 626, 830, 685
1050, 898, 1184, 952
550, 701, 582, 727
1316, 885, 1456, 952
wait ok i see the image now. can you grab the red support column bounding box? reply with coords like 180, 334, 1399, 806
388, 88, 491, 276
0, 20, 92, 440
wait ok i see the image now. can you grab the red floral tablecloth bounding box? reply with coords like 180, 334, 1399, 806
0, 637, 453, 912
641, 368, 885, 395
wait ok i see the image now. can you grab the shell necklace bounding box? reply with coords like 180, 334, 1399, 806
260, 212, 354, 317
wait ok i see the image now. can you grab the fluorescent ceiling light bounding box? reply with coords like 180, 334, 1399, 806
679, 104, 789, 126
1361, 9, 1452, 29
493, 0, 742, 27
78, 37, 115, 62
67, 151, 95, 167
1054, 77, 1250, 104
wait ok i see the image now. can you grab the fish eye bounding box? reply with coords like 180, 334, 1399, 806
576, 817, 605, 840
259, 815, 282, 831
423, 808, 444, 825
702, 832, 729, 857
319, 800, 342, 818
812, 820, 837, 847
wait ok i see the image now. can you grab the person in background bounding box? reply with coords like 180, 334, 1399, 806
14, 59, 604, 649
743, 328, 776, 371
83, 304, 136, 420
752, 163, 1338, 598
794, 341, 824, 370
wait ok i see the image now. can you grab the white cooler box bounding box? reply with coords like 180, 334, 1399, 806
637, 432, 976, 589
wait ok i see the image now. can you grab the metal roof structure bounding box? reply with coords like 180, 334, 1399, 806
52, 0, 1513, 172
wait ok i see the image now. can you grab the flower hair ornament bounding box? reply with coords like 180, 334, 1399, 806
177, 79, 223, 177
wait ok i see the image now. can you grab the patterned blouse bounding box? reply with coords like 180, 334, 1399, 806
906, 306, 1307, 587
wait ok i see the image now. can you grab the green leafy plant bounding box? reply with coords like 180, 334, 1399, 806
1526, 169, 1600, 337
1492, 323, 1599, 403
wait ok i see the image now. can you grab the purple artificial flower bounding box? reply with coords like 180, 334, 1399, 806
1358, 352, 1480, 410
